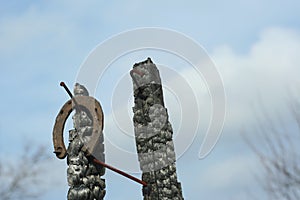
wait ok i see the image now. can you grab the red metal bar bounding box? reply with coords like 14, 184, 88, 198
93, 158, 147, 187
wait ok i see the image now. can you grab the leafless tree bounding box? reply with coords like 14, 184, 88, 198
244, 93, 300, 200
0, 144, 50, 200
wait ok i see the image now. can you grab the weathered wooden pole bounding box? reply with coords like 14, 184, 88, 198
53, 83, 106, 199
131, 58, 184, 200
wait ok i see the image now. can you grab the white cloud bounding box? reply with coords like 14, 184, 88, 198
211, 27, 300, 131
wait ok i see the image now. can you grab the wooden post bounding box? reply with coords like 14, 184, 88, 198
131, 58, 184, 200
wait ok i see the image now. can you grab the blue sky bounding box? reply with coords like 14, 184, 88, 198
1, 1, 300, 199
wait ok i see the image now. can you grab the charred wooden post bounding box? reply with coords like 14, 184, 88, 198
131, 58, 184, 200
53, 83, 106, 200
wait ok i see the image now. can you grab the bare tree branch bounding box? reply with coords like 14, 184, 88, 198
244, 94, 300, 200
0, 144, 50, 200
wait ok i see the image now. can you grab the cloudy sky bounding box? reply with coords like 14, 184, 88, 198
1, 0, 300, 199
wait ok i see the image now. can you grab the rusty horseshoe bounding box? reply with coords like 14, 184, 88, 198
52, 96, 104, 159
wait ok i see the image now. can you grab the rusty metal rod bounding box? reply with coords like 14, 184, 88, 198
60, 82, 74, 98
60, 81, 81, 111
60, 81, 147, 187
93, 158, 147, 186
